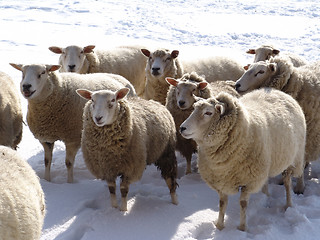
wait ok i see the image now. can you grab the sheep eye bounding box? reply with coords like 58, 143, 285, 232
111, 99, 115, 103
165, 57, 171, 61
204, 112, 212, 116
255, 70, 265, 77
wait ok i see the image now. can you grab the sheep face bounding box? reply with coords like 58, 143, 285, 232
180, 98, 224, 141
247, 46, 280, 62
77, 88, 130, 127
9, 63, 60, 100
167, 77, 208, 110
49, 45, 95, 73
235, 61, 277, 93
142, 49, 179, 80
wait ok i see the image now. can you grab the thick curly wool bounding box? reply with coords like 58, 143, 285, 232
0, 146, 45, 240
185, 88, 306, 230
81, 95, 178, 210
261, 56, 320, 164
0, 72, 23, 149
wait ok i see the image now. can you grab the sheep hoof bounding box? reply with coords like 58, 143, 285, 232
171, 193, 178, 205
214, 221, 224, 231
237, 224, 247, 232
120, 201, 127, 211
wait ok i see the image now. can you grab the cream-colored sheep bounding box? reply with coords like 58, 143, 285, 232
76, 88, 178, 211
246, 45, 308, 67
165, 72, 239, 174
0, 146, 45, 240
49, 45, 147, 96
141, 48, 244, 104
10, 63, 136, 183
0, 71, 23, 149
235, 57, 320, 169
180, 88, 306, 231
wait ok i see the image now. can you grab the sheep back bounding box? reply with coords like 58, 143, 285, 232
86, 46, 147, 96
0, 146, 45, 240
182, 56, 245, 82
0, 71, 23, 149
82, 97, 177, 183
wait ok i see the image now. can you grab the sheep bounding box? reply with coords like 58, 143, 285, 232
235, 57, 320, 171
76, 87, 178, 211
0, 146, 45, 240
180, 88, 306, 231
10, 63, 136, 183
0, 71, 23, 149
141, 48, 244, 105
165, 72, 239, 174
49, 45, 147, 96
246, 45, 308, 67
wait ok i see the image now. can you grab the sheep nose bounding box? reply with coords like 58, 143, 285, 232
22, 84, 31, 91
68, 65, 76, 70
95, 116, 102, 122
235, 83, 241, 91
152, 67, 160, 75
180, 126, 186, 133
178, 100, 185, 107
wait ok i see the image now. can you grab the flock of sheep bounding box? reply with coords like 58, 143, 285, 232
0, 43, 319, 238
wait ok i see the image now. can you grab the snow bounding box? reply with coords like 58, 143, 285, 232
1, 0, 320, 239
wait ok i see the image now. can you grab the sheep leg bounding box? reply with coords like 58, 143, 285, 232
261, 181, 270, 196
41, 141, 54, 182
215, 191, 228, 230
65, 142, 80, 183
120, 177, 129, 211
186, 155, 192, 175
238, 187, 250, 231
282, 169, 293, 209
107, 181, 118, 208
294, 175, 305, 195
165, 177, 178, 205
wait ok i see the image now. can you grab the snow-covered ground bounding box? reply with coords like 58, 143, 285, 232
1, 1, 320, 239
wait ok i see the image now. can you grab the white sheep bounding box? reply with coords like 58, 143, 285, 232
165, 72, 239, 174
76, 88, 178, 211
0, 71, 23, 149
49, 45, 147, 96
141, 48, 244, 104
180, 88, 306, 231
10, 63, 136, 183
235, 57, 320, 172
0, 146, 45, 240
246, 45, 308, 67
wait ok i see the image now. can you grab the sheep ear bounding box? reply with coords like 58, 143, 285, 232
48, 46, 63, 54
46, 65, 61, 72
215, 103, 225, 115
84, 45, 95, 53
76, 89, 92, 100
198, 82, 208, 90
272, 49, 280, 55
141, 49, 151, 57
246, 49, 256, 54
244, 64, 250, 70
268, 63, 277, 72
9, 63, 23, 71
116, 88, 130, 100
166, 77, 179, 86
171, 50, 179, 58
